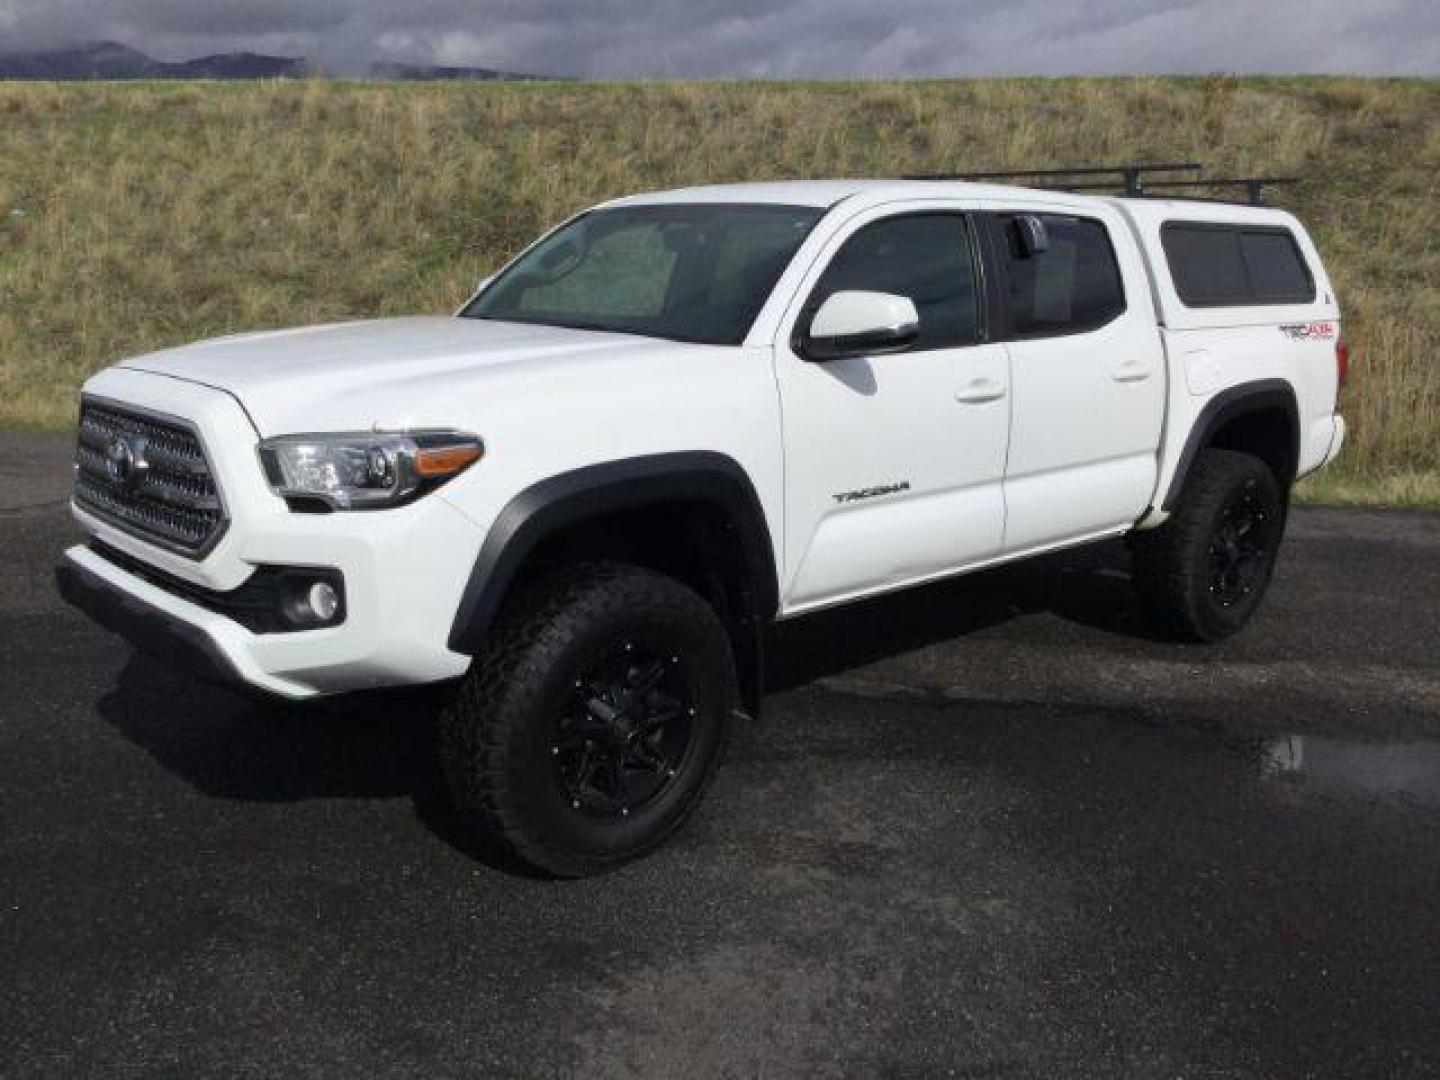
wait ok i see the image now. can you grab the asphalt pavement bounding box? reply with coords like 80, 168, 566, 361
2, 430, 1438, 1078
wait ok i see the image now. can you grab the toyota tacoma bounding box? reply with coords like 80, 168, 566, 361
57, 176, 1347, 875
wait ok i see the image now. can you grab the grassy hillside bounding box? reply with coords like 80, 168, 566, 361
1, 78, 1435, 505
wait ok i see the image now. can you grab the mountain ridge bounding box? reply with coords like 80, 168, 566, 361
0, 40, 557, 81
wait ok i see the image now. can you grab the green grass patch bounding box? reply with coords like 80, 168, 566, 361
1, 77, 1435, 506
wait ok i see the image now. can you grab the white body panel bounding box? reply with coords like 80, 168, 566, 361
978, 197, 1166, 549
1111, 199, 1345, 520
65, 179, 1346, 697
768, 197, 1010, 611
777, 338, 1011, 609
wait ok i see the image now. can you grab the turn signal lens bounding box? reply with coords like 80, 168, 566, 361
414, 443, 484, 478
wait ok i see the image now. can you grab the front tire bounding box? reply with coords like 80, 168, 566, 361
440, 562, 737, 877
1132, 449, 1286, 642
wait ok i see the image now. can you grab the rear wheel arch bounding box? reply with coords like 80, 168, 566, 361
1163, 379, 1299, 511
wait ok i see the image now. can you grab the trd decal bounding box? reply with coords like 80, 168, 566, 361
1279, 322, 1336, 341
833, 481, 911, 504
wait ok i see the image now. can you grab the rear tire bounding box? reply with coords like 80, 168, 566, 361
1132, 449, 1286, 642
439, 562, 737, 877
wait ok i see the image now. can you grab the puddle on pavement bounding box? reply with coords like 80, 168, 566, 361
1261, 735, 1440, 807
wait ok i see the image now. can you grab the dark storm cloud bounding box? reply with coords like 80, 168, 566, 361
0, 0, 1435, 76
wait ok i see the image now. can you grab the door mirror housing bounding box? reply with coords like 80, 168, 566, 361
1013, 214, 1050, 257
799, 290, 920, 362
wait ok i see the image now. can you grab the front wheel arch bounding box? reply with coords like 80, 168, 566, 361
446, 453, 776, 717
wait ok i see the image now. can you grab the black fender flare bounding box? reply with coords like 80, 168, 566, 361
1161, 379, 1300, 511
447, 451, 778, 655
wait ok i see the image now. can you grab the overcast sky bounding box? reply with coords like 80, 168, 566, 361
1, 0, 1436, 77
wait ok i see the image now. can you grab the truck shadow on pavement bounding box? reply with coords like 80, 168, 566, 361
95, 665, 548, 875
766, 537, 1167, 690
95, 537, 1163, 873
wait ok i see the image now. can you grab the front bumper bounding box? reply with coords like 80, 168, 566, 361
60, 501, 480, 699
57, 549, 255, 693
62, 367, 487, 699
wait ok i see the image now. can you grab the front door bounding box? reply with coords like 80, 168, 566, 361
775, 207, 1011, 612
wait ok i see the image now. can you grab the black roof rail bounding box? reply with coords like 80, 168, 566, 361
900, 163, 1299, 205
1137, 177, 1302, 206
903, 163, 1202, 197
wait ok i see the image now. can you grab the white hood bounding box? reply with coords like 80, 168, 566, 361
118, 317, 688, 435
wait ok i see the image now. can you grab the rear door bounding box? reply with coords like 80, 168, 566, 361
979, 207, 1165, 550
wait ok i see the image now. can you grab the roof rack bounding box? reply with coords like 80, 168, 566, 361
901, 162, 1299, 205
1130, 176, 1302, 206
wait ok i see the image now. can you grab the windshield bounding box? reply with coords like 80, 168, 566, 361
461, 203, 824, 345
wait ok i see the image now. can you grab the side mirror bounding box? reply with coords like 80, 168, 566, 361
799, 290, 920, 362
1013, 214, 1049, 257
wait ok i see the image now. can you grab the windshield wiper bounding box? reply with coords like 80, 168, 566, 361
472, 314, 720, 345
472, 314, 628, 335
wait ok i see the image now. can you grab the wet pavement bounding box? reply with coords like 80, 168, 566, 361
1260, 734, 1440, 808
2, 431, 1439, 1078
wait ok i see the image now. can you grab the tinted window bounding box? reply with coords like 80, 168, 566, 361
1240, 231, 1314, 302
807, 214, 978, 351
1161, 223, 1314, 307
465, 204, 823, 345
996, 214, 1126, 337
1162, 226, 1250, 304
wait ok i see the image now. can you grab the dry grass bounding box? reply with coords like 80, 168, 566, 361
1, 77, 1436, 505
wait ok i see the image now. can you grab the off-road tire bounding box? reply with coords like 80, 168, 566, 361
1132, 449, 1286, 642
439, 562, 737, 877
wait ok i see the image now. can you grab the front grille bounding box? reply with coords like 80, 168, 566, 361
74, 398, 228, 556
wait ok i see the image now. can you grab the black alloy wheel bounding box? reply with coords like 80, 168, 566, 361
553, 642, 696, 819
440, 562, 737, 877
1131, 448, 1286, 642
1207, 476, 1274, 609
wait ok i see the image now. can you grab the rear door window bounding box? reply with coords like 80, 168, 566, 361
1161, 223, 1315, 307
989, 214, 1127, 338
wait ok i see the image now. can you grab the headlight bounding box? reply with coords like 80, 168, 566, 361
257, 431, 483, 510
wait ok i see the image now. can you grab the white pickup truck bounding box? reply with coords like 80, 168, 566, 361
57, 177, 1347, 875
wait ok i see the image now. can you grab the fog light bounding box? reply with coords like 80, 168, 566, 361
306, 580, 340, 622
